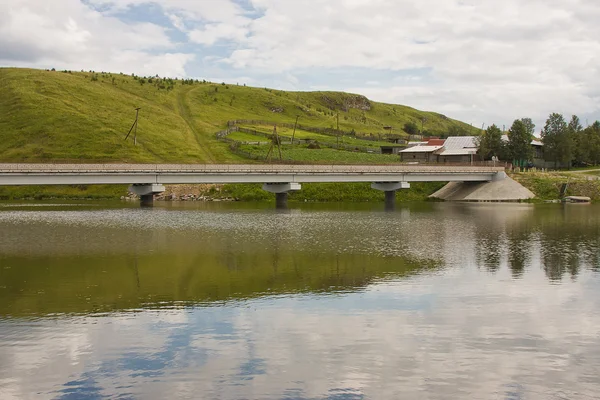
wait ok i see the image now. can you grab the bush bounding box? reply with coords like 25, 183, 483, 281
404, 121, 419, 135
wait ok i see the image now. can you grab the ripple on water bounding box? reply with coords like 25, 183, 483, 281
1, 203, 600, 399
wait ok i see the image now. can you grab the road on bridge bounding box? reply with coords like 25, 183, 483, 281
0, 163, 505, 185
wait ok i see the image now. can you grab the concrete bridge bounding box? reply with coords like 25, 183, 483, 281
0, 163, 506, 207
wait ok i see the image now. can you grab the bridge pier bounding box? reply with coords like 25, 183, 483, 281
384, 190, 395, 210
275, 192, 288, 209
128, 184, 166, 207
140, 194, 154, 207
262, 183, 301, 209
371, 182, 410, 210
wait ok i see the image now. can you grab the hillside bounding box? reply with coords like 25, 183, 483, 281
0, 68, 479, 163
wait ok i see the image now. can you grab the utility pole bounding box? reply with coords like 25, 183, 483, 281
275, 126, 282, 160
265, 125, 283, 162
133, 107, 140, 145
291, 115, 299, 144
336, 112, 340, 148
125, 107, 141, 145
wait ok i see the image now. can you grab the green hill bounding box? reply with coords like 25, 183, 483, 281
0, 68, 478, 163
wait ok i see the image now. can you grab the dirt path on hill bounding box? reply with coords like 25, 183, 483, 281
176, 87, 215, 163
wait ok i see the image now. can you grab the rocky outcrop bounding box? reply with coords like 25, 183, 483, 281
321, 94, 371, 112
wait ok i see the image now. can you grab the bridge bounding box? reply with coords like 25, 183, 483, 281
0, 164, 506, 207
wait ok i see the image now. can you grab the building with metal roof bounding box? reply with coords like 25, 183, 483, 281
399, 145, 444, 162
437, 136, 479, 163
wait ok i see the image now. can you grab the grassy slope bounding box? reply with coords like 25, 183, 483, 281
0, 68, 478, 163
511, 172, 600, 201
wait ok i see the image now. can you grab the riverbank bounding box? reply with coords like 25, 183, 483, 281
510, 171, 600, 201
0, 182, 446, 202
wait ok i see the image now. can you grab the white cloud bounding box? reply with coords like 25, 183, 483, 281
1, 0, 600, 124
188, 20, 249, 46
88, 0, 247, 23
0, 0, 193, 77
216, 0, 600, 126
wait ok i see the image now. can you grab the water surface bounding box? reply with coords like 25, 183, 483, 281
0, 201, 599, 399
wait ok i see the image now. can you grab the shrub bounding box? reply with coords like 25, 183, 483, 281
404, 121, 419, 135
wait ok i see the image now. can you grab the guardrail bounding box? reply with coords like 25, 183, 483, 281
0, 163, 505, 174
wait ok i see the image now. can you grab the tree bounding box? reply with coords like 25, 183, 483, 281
583, 121, 600, 165
403, 121, 419, 136
448, 125, 468, 136
507, 119, 533, 167
568, 115, 586, 165
476, 124, 505, 160
568, 115, 583, 133
520, 117, 536, 136
541, 113, 570, 168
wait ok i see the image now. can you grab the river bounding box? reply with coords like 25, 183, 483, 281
0, 201, 599, 399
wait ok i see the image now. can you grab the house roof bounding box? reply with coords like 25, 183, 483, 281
531, 139, 543, 146
406, 141, 428, 148
436, 136, 478, 156
443, 136, 478, 149
399, 145, 444, 153
501, 134, 543, 146
427, 138, 446, 146
438, 148, 478, 156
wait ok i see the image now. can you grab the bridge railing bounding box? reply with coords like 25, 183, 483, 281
0, 163, 505, 174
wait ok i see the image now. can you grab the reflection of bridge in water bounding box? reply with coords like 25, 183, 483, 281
0, 163, 506, 207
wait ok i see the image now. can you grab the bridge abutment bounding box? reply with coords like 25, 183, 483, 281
262, 183, 301, 209
128, 184, 166, 207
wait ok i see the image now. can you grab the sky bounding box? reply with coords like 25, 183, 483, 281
1, 0, 599, 130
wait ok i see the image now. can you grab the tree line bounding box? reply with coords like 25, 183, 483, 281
477, 114, 600, 168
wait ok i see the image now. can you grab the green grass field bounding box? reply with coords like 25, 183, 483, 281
238, 144, 399, 164
0, 67, 478, 163
236, 124, 393, 149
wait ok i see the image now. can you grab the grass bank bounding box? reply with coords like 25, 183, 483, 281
222, 181, 446, 202
0, 181, 446, 203
0, 185, 127, 200
511, 171, 600, 201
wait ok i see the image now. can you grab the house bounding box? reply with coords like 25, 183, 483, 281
501, 135, 549, 168
400, 136, 479, 163
437, 136, 479, 163
380, 145, 407, 155
399, 145, 444, 162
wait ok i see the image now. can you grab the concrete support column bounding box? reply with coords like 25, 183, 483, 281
128, 183, 166, 207
140, 194, 154, 207
384, 190, 396, 209
275, 192, 288, 208
262, 182, 301, 209
371, 182, 410, 210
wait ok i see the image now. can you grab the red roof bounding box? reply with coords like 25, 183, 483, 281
427, 138, 446, 146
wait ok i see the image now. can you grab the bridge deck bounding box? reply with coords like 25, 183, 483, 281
0, 164, 505, 185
